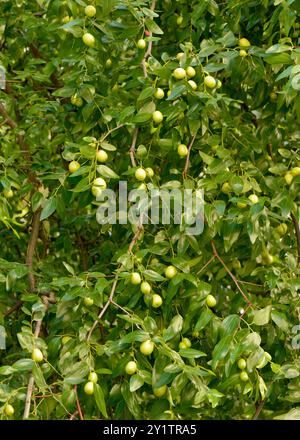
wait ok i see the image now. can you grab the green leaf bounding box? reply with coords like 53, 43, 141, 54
40, 197, 57, 220
129, 374, 144, 392
212, 335, 232, 369
97, 165, 119, 179
194, 308, 214, 331
163, 315, 183, 341
252, 306, 272, 326
94, 383, 108, 418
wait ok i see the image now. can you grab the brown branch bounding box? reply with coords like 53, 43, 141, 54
211, 240, 254, 308
86, 220, 144, 342
0, 102, 17, 129
129, 127, 139, 167
182, 133, 197, 179
26, 209, 41, 292
252, 399, 266, 420
291, 211, 300, 265
141, 0, 156, 78
196, 256, 215, 275
74, 385, 84, 420
4, 300, 23, 317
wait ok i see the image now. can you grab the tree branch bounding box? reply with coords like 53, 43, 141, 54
26, 209, 41, 292
291, 211, 300, 265
182, 133, 197, 179
141, 0, 156, 78
211, 241, 253, 308
129, 127, 139, 167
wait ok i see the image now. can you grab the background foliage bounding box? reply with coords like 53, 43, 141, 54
0, 0, 300, 420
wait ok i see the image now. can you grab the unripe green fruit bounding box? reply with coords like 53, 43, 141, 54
186, 66, 196, 78
176, 16, 183, 25
221, 182, 231, 194
153, 385, 167, 397
85, 5, 96, 18
284, 172, 293, 185
136, 145, 147, 158
71, 95, 83, 107
239, 49, 247, 57
5, 404, 14, 416
173, 68, 186, 80
152, 294, 163, 308
84, 297, 94, 306
176, 52, 185, 61
188, 80, 197, 90
165, 265, 177, 279
291, 167, 300, 176
3, 189, 14, 198
84, 381, 94, 395
152, 110, 163, 124
270, 92, 277, 101
96, 149, 108, 163
135, 168, 147, 181
216, 79, 222, 89
105, 58, 112, 68
146, 167, 154, 178
179, 337, 192, 349
248, 194, 259, 204
131, 272, 141, 285
137, 39, 146, 49
62, 336, 72, 345
93, 177, 107, 189
141, 281, 151, 294
276, 223, 287, 236
237, 201, 247, 209
154, 88, 164, 99
206, 294, 217, 308
140, 340, 154, 356
69, 161, 80, 173
239, 371, 249, 382
82, 33, 95, 47
237, 358, 247, 370
204, 75, 216, 88
177, 144, 188, 157
239, 38, 251, 48
91, 186, 102, 198
125, 361, 137, 375
88, 371, 98, 383
32, 348, 43, 363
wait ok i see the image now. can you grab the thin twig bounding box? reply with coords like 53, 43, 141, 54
141, 0, 156, 78
182, 133, 197, 179
129, 127, 139, 167
101, 124, 125, 142
4, 300, 23, 317
26, 209, 41, 292
211, 241, 253, 308
74, 385, 84, 420
291, 211, 300, 265
196, 256, 215, 275
0, 102, 17, 128
252, 399, 266, 420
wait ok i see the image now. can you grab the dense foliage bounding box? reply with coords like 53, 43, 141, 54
0, 0, 300, 420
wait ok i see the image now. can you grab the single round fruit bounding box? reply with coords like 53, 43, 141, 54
136, 145, 147, 158
178, 144, 188, 157
188, 80, 197, 90
96, 149, 108, 163
176, 16, 183, 25
232, 259, 241, 270
237, 358, 247, 370
176, 52, 185, 61
186, 66, 196, 78
239, 49, 247, 57
135, 168, 147, 181
82, 33, 95, 47
138, 183, 147, 191
206, 294, 217, 308
105, 58, 112, 68
71, 95, 83, 107
152, 294, 163, 308
173, 68, 186, 80
125, 361, 137, 375
237, 201, 247, 209
216, 79, 222, 89
62, 336, 71, 345
270, 92, 277, 102
93, 177, 107, 189
204, 75, 216, 88
141, 281, 151, 295
69, 161, 80, 173
153, 385, 167, 397
85, 5, 96, 17
3, 189, 13, 198
276, 223, 287, 236
179, 337, 192, 349
84, 297, 94, 306
88, 371, 98, 383
84, 381, 94, 395
248, 194, 259, 204
32, 348, 43, 363
154, 88, 164, 99
140, 340, 154, 356
239, 38, 251, 48
165, 265, 177, 279
146, 167, 154, 178
91, 186, 102, 198
291, 167, 300, 176
5, 404, 14, 416
284, 172, 293, 185
239, 371, 249, 382
131, 272, 141, 285
62, 15, 70, 24
152, 110, 163, 124
221, 182, 231, 194
137, 39, 146, 49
